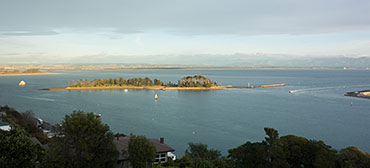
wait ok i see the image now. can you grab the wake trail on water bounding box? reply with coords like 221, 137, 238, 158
18, 96, 56, 102
293, 84, 370, 93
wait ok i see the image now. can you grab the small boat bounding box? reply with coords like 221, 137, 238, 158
95, 113, 102, 117
154, 94, 158, 100
124, 89, 128, 92
19, 80, 26, 86
289, 90, 296, 93
167, 152, 176, 160
36, 118, 43, 126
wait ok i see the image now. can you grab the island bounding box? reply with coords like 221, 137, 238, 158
0, 68, 59, 76
44, 75, 222, 91
42, 75, 286, 91
345, 90, 370, 99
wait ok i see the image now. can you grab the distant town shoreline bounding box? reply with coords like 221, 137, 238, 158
0, 72, 61, 76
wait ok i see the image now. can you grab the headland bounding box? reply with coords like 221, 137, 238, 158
345, 90, 370, 99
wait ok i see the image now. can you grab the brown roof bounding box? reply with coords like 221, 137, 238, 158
148, 138, 175, 153
113, 136, 175, 160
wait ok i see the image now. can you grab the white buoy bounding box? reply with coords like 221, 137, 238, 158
18, 80, 26, 86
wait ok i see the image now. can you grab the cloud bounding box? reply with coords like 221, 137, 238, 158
0, 30, 59, 36
0, 0, 369, 36
135, 35, 142, 45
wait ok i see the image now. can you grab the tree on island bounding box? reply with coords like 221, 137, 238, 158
128, 134, 156, 168
68, 75, 218, 88
178, 75, 217, 88
154, 78, 163, 86
44, 110, 119, 168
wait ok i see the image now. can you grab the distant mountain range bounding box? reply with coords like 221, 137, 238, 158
1, 54, 370, 68
142, 54, 370, 67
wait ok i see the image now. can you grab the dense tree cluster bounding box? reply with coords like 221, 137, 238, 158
128, 134, 157, 168
0, 128, 44, 168
69, 77, 163, 87
68, 75, 218, 88
177, 75, 218, 88
0, 107, 120, 168
44, 110, 119, 168
156, 128, 370, 168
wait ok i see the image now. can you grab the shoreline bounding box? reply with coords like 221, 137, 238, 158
42, 83, 286, 91
0, 72, 61, 76
42, 86, 225, 91
345, 90, 370, 99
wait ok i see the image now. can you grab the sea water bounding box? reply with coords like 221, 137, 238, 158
1, 69, 370, 155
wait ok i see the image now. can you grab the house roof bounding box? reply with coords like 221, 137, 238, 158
148, 138, 175, 153
114, 136, 175, 160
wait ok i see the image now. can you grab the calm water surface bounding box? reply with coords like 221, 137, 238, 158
1, 69, 370, 155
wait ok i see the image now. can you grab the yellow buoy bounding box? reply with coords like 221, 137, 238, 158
19, 80, 26, 86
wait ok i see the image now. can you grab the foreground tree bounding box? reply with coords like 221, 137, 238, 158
44, 110, 118, 168
128, 134, 156, 168
185, 143, 227, 168
185, 143, 221, 161
228, 141, 269, 168
0, 106, 50, 144
229, 128, 339, 168
0, 128, 44, 168
264, 128, 289, 168
280, 135, 337, 168
337, 147, 370, 168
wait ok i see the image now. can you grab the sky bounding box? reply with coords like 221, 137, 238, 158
1, 0, 370, 64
